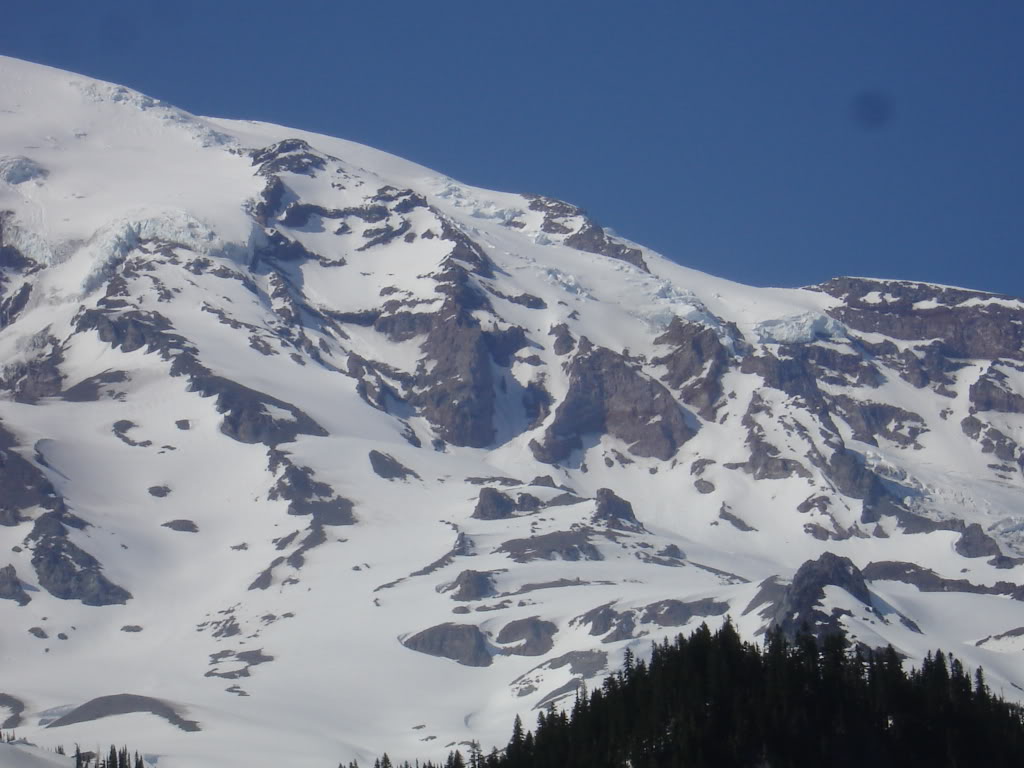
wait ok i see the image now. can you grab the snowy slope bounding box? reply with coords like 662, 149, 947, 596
1, 56, 1024, 768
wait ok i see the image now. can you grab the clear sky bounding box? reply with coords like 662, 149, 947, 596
2, 1, 1022, 297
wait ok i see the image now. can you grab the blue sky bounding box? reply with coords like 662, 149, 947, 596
3, 1, 1022, 297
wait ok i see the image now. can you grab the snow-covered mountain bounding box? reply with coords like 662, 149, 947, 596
1, 55, 1023, 767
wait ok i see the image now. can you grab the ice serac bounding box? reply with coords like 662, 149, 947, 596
1, 55, 1024, 768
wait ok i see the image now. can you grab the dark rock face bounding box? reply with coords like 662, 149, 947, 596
970, 366, 1024, 414
830, 396, 927, 447
368, 450, 419, 481
653, 318, 731, 420
498, 530, 603, 563
268, 457, 355, 525
0, 564, 30, 605
62, 369, 129, 402
28, 512, 132, 606
162, 519, 199, 533
549, 323, 576, 356
0, 693, 25, 729
441, 570, 498, 601
817, 277, 1024, 361
496, 617, 557, 656
402, 623, 492, 667
188, 372, 327, 447
46, 693, 201, 732
523, 194, 649, 272
251, 138, 328, 177
863, 561, 1024, 600
955, 523, 1002, 558
411, 295, 498, 449
531, 340, 695, 464
0, 424, 62, 527
593, 488, 642, 531
641, 598, 729, 627
574, 603, 636, 643
772, 552, 872, 641
472, 487, 517, 520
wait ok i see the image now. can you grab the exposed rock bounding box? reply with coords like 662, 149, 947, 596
955, 523, 1002, 559
830, 395, 927, 447
251, 138, 327, 177
148, 485, 171, 498
368, 450, 420, 481
440, 570, 498, 601
548, 323, 576, 356
694, 479, 715, 494
498, 530, 603, 563
531, 340, 695, 464
718, 506, 756, 532
28, 626, 47, 639
0, 693, 25, 728
0, 564, 30, 605
772, 552, 872, 641
62, 370, 129, 402
162, 519, 199, 533
817, 277, 1024, 361
641, 598, 729, 627
402, 623, 492, 667
472, 487, 516, 520
268, 456, 355, 525
863, 561, 1024, 600
496, 617, 557, 656
970, 367, 1024, 414
47, 693, 201, 732
121, 625, 143, 633
524, 194, 649, 271
593, 488, 642, 531
653, 318, 731, 419
206, 648, 274, 679
574, 602, 636, 642
28, 511, 132, 606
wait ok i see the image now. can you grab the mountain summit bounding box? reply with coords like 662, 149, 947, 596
1, 56, 1023, 768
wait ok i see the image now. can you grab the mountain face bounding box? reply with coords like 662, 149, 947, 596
0, 56, 1023, 767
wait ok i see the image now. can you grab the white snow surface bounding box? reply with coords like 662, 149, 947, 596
0, 55, 1022, 768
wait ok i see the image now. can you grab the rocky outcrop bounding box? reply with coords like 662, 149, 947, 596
653, 318, 731, 419
641, 598, 729, 627
772, 552, 872, 641
496, 617, 557, 656
970, 366, 1024, 414
368, 450, 419, 481
955, 523, 1002, 559
498, 530, 603, 563
472, 487, 517, 520
531, 339, 695, 464
574, 602, 636, 643
817, 277, 1024, 361
268, 455, 355, 526
523, 194, 649, 272
440, 570, 498, 601
0, 564, 29, 605
592, 488, 642, 531
28, 511, 132, 606
46, 694, 201, 732
402, 623, 492, 667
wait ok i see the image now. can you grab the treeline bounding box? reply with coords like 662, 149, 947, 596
377, 621, 1024, 768
72, 744, 145, 768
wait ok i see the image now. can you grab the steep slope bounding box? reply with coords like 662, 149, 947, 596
1, 56, 1023, 768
